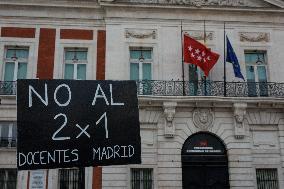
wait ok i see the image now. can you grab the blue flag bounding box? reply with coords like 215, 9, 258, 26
226, 36, 245, 80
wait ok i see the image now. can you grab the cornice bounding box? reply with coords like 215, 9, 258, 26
1, 0, 283, 13
99, 0, 284, 13
264, 0, 284, 8
0, 0, 100, 9
101, 5, 284, 25
0, 0, 104, 22
102, 4, 284, 13
0, 96, 16, 107
138, 96, 284, 109
1, 0, 284, 16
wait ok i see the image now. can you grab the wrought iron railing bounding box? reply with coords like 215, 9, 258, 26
0, 169, 17, 189
0, 137, 16, 148
136, 80, 284, 98
131, 168, 153, 189
0, 82, 16, 95
256, 169, 279, 189
1, 80, 283, 98
59, 168, 85, 189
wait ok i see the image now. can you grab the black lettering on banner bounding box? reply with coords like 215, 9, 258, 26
17, 80, 141, 170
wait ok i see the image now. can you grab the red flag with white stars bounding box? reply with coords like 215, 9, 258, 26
183, 34, 220, 77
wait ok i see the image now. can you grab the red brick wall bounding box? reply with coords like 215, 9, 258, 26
96, 30, 106, 80
93, 167, 102, 189
1, 27, 35, 38
37, 28, 56, 79
92, 30, 106, 189
60, 29, 93, 40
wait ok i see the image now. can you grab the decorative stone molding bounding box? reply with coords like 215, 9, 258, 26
246, 111, 282, 125
252, 131, 278, 147
185, 31, 213, 41
239, 32, 270, 42
99, 0, 114, 2
157, 0, 246, 6
163, 102, 177, 138
139, 109, 162, 124
112, 0, 260, 7
233, 103, 247, 139
102, 0, 282, 8
125, 29, 156, 39
193, 108, 214, 131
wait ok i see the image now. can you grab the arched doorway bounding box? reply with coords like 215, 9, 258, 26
182, 132, 229, 189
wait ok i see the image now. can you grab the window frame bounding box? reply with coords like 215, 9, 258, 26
130, 168, 153, 189
63, 47, 88, 80
3, 46, 29, 81
0, 168, 17, 189
256, 168, 279, 189
253, 164, 283, 189
54, 40, 96, 80
58, 168, 85, 189
0, 122, 17, 148
0, 39, 37, 82
129, 47, 153, 81
128, 166, 156, 189
244, 50, 268, 83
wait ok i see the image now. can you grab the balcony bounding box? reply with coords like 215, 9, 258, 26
0, 137, 16, 148
1, 80, 284, 98
0, 82, 16, 95
136, 80, 284, 98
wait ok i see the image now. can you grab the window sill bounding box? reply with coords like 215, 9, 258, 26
0, 147, 16, 152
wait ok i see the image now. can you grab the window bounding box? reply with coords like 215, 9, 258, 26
64, 48, 87, 80
130, 48, 153, 95
3, 47, 28, 81
256, 168, 278, 189
130, 48, 152, 81
245, 51, 268, 96
0, 169, 17, 189
188, 65, 211, 96
2, 47, 28, 94
0, 122, 16, 148
59, 168, 84, 189
131, 168, 153, 189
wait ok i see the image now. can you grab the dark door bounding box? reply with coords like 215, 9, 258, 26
183, 164, 229, 189
182, 133, 229, 189
205, 165, 229, 189
183, 165, 205, 189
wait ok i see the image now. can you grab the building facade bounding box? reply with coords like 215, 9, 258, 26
1, 0, 284, 188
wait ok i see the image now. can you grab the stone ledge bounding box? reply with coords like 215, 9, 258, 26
138, 96, 284, 109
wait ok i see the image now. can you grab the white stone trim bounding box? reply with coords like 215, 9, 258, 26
53, 35, 97, 80
0, 30, 39, 80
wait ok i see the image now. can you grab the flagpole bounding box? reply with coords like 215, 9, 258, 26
181, 20, 185, 96
203, 20, 206, 45
224, 21, 227, 96
203, 20, 207, 96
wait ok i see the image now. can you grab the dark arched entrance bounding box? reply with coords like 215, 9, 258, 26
182, 132, 229, 189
